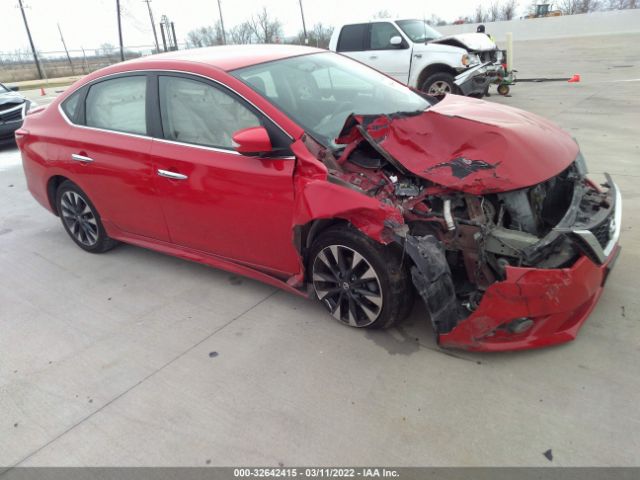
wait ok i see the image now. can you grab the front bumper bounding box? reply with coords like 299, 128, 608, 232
0, 102, 26, 145
455, 62, 495, 96
439, 179, 622, 352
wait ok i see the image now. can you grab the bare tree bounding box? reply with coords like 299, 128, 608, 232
501, 0, 518, 19
372, 9, 392, 19
250, 7, 283, 43
558, 0, 601, 14
295, 22, 334, 48
605, 0, 635, 7
474, 4, 488, 22
229, 21, 255, 44
426, 14, 445, 26
186, 21, 225, 48
488, 2, 501, 21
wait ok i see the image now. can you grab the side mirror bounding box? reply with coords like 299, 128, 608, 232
9, 86, 20, 92
389, 36, 403, 47
232, 126, 272, 155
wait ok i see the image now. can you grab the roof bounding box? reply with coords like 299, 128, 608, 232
127, 44, 324, 71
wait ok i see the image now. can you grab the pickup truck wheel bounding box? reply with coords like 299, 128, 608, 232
421, 73, 457, 96
309, 226, 413, 329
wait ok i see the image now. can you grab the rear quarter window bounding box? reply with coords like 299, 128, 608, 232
337, 24, 368, 52
61, 90, 82, 122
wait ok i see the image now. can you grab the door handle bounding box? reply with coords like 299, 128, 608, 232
71, 153, 94, 163
369, 55, 378, 60
157, 169, 188, 180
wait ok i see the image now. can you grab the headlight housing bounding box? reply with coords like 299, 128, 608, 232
461, 53, 480, 67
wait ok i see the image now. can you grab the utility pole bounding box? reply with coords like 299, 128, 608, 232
216, 0, 226, 45
143, 0, 160, 52
17, 0, 43, 79
298, 0, 308, 44
116, 0, 125, 61
57, 23, 75, 74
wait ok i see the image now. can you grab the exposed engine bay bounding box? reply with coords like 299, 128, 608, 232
305, 99, 620, 338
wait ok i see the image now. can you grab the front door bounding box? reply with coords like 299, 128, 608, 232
150, 74, 300, 275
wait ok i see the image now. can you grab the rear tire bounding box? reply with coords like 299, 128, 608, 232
309, 225, 413, 329
55, 180, 118, 253
421, 72, 457, 96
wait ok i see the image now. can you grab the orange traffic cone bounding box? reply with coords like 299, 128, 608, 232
567, 74, 580, 83
40, 87, 46, 96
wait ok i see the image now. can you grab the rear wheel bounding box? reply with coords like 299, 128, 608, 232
421, 72, 457, 96
55, 180, 118, 253
309, 226, 413, 329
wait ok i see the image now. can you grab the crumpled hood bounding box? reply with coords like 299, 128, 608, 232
430, 33, 497, 52
0, 91, 26, 108
337, 95, 579, 194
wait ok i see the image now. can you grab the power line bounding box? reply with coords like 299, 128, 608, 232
143, 0, 160, 52
17, 0, 43, 79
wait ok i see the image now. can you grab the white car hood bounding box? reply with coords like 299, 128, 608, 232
429, 33, 497, 52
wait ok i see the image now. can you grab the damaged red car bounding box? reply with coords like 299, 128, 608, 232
17, 45, 621, 351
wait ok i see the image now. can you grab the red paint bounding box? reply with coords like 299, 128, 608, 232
439, 247, 621, 351
18, 46, 619, 352
231, 126, 272, 154
338, 95, 579, 194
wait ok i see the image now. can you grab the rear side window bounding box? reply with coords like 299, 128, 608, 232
337, 24, 368, 52
61, 90, 81, 121
85, 76, 147, 135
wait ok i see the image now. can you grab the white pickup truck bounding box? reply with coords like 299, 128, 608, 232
329, 19, 503, 97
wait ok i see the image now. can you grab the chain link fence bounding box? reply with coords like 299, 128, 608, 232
0, 44, 186, 83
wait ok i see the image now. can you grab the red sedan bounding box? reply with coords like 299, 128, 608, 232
16, 45, 621, 351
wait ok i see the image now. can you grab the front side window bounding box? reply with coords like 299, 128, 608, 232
85, 76, 147, 135
370, 22, 404, 50
159, 76, 260, 149
233, 53, 430, 149
337, 24, 368, 52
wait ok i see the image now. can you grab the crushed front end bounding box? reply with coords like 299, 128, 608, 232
326, 98, 622, 351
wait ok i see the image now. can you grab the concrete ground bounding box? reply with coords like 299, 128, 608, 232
1, 34, 639, 468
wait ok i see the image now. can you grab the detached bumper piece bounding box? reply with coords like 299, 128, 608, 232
455, 63, 494, 97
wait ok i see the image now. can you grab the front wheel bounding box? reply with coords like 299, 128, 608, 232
421, 72, 457, 96
309, 226, 413, 329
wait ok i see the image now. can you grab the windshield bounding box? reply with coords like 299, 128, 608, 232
396, 20, 443, 43
232, 52, 430, 149
0, 83, 9, 93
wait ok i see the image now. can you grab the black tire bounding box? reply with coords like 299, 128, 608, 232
308, 225, 413, 329
420, 72, 457, 96
497, 84, 510, 96
55, 180, 118, 253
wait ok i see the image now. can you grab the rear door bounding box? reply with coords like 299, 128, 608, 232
59, 74, 169, 241
335, 23, 370, 65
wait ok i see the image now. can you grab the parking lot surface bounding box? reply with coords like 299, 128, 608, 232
1, 34, 639, 467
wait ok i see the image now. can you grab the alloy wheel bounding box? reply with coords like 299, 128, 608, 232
312, 245, 383, 327
60, 191, 99, 246
428, 80, 452, 95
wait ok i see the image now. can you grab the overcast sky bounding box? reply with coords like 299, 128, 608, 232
2, 0, 520, 55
